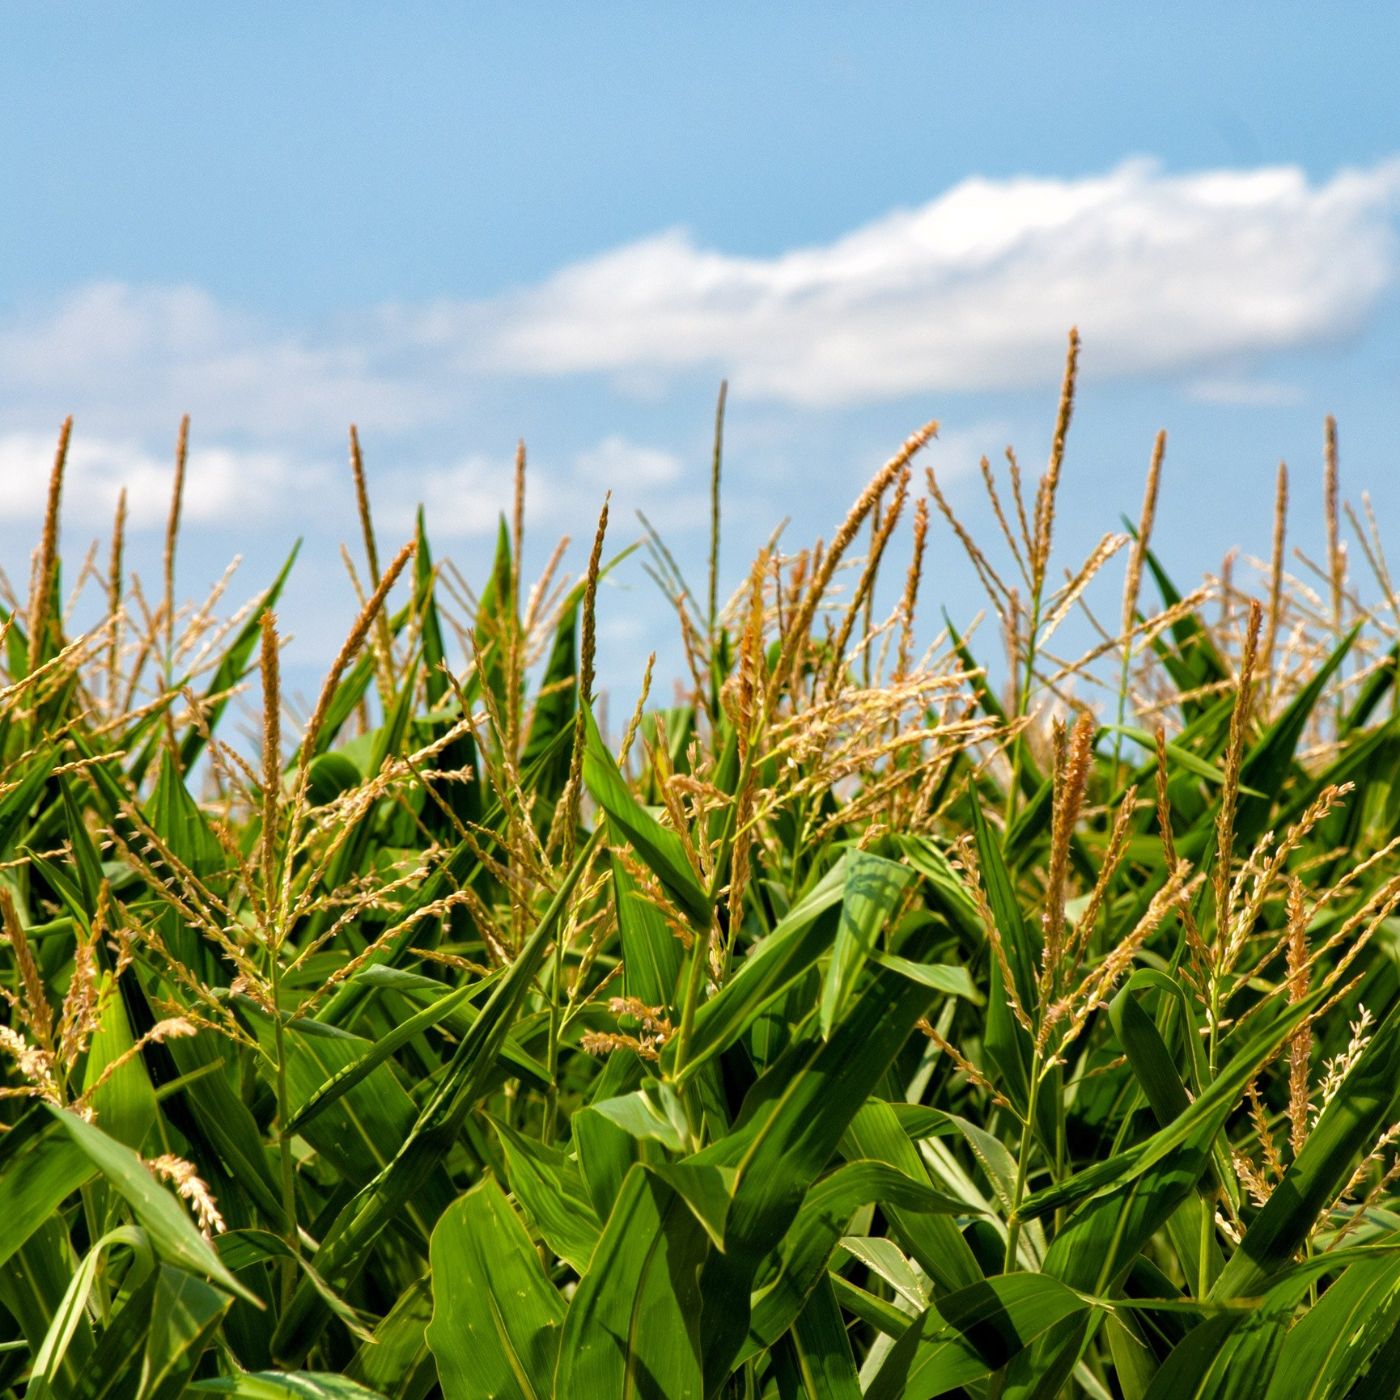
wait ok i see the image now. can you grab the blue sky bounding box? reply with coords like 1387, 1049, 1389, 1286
3, 4, 1400, 697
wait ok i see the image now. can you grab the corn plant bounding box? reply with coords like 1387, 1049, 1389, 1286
3, 343, 1400, 1398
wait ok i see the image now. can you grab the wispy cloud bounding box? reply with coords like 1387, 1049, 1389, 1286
0, 430, 331, 530
383, 435, 700, 540
1184, 378, 1307, 408
0, 283, 433, 441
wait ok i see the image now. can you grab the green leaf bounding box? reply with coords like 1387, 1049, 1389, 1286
841, 1101, 984, 1295
0, 746, 57, 857
0, 1119, 95, 1276
789, 1274, 861, 1399
865, 1273, 1092, 1400
282, 980, 515, 1137
345, 1276, 434, 1396
821, 851, 912, 1035
520, 600, 578, 808
612, 855, 685, 1012
413, 508, 448, 708
43, 1106, 254, 1302
554, 1165, 707, 1399
1263, 1252, 1400, 1399
271, 829, 602, 1363
145, 748, 225, 877
189, 1374, 388, 1398
697, 967, 937, 1390
1214, 995, 1400, 1300
1234, 623, 1361, 843
586, 1082, 690, 1153
1101, 724, 1264, 795
672, 856, 847, 1081
582, 704, 710, 929
71, 1264, 228, 1400
83, 971, 158, 1150
1020, 987, 1322, 1224
490, 1117, 601, 1274
426, 1179, 565, 1400
28, 1225, 153, 1400
745, 1158, 971, 1354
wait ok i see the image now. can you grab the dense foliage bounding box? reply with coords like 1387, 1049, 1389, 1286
4, 349, 1400, 1397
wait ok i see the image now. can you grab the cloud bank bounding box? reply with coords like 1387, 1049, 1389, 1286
0, 157, 1396, 536
459, 158, 1400, 403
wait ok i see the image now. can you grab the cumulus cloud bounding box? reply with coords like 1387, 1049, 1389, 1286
451, 158, 1400, 404
0, 430, 331, 530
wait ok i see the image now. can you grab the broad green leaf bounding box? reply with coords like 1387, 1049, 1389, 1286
612, 855, 684, 1012
697, 967, 937, 1390
744, 1158, 971, 1354
520, 599, 578, 808
426, 1180, 564, 1400
1020, 987, 1322, 1223
790, 1274, 861, 1399
554, 1165, 707, 1399
71, 1264, 228, 1400
587, 1084, 689, 1154
346, 1276, 434, 1397
0, 1117, 95, 1274
967, 793, 1036, 1118
842, 1101, 984, 1295
214, 1230, 376, 1345
1234, 623, 1360, 843
83, 971, 158, 1150
145, 748, 225, 878
1263, 1252, 1400, 1399
0, 746, 57, 857
413, 508, 448, 708
29, 1225, 152, 1400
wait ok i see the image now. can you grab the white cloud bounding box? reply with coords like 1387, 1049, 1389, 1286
386, 436, 703, 540
0, 283, 435, 441
576, 435, 683, 487
1185, 378, 1306, 407
0, 430, 331, 530
0, 157, 1394, 499
449, 158, 1400, 404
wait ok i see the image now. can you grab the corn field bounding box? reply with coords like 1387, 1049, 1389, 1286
3, 336, 1400, 1397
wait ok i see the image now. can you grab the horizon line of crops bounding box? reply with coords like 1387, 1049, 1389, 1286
3, 329, 1400, 1397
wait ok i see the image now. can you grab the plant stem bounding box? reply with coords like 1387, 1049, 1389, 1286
1004, 1052, 1043, 1270
268, 943, 298, 1309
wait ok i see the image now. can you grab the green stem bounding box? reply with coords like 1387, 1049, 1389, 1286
1110, 628, 1134, 785
1005, 590, 1044, 827
269, 945, 298, 1308
1004, 1051, 1043, 1270
543, 928, 565, 1143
